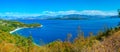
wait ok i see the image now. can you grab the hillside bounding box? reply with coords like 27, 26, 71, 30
0, 19, 42, 52
0, 19, 120, 52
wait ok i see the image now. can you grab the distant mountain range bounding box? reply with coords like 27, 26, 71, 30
0, 14, 119, 20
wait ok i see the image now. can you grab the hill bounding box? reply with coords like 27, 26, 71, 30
0, 14, 118, 20
0, 19, 120, 52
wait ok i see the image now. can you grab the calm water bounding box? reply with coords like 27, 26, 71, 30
14, 18, 120, 45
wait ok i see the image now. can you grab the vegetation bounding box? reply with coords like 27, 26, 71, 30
1, 19, 120, 52
0, 19, 41, 32
0, 19, 42, 52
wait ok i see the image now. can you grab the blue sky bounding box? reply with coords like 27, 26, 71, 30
0, 0, 120, 16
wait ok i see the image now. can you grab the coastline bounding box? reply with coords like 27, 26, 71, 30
9, 27, 27, 34
10, 25, 43, 34
40, 25, 43, 27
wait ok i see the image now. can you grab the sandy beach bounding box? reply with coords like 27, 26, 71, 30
10, 25, 43, 34
10, 27, 25, 34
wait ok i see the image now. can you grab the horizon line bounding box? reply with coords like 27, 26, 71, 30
0, 10, 118, 16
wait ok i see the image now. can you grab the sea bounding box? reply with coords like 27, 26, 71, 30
12, 18, 120, 45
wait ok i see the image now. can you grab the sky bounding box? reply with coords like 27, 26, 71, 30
0, 0, 120, 16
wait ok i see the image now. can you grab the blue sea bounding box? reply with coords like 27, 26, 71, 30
13, 18, 120, 45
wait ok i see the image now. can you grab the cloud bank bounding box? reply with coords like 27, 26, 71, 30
0, 12, 41, 17
42, 10, 117, 16
0, 10, 118, 16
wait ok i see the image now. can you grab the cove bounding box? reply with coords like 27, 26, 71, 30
12, 18, 120, 45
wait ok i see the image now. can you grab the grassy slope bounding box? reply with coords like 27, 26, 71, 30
0, 19, 42, 52
0, 19, 120, 52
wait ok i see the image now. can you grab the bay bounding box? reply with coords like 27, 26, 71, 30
13, 18, 120, 45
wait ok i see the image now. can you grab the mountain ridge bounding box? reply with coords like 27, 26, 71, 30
0, 14, 119, 20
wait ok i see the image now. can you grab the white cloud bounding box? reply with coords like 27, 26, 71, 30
42, 10, 80, 16
42, 10, 117, 16
80, 10, 117, 16
0, 12, 41, 17
0, 10, 118, 16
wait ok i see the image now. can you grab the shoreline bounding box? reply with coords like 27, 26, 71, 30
10, 25, 43, 34
9, 27, 27, 34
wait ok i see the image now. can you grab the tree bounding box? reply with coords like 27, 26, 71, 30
27, 35, 33, 52
66, 33, 72, 42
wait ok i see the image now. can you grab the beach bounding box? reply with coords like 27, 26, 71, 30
10, 27, 25, 34
10, 25, 43, 34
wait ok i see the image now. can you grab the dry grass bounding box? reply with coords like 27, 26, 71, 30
1, 26, 120, 52
1, 31, 120, 52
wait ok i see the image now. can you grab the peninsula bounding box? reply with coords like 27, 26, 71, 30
0, 19, 42, 33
